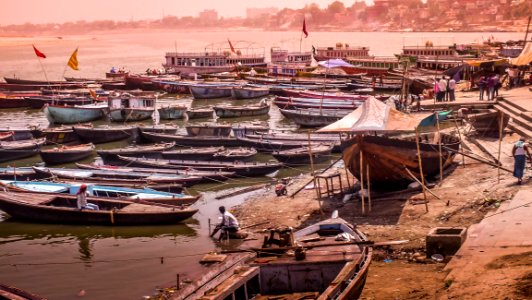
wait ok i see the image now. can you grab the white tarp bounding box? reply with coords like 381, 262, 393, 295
510, 42, 532, 66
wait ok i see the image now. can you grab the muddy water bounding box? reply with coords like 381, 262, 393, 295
0, 30, 521, 299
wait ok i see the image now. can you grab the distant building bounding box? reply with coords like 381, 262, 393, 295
199, 9, 218, 22
246, 7, 279, 19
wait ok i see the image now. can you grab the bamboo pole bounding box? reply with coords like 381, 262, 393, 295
415, 127, 429, 212
436, 113, 443, 186
497, 111, 504, 183
308, 131, 322, 213
453, 117, 466, 167
366, 162, 372, 212
360, 149, 365, 214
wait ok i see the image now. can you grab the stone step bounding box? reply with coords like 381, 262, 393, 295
497, 99, 532, 122
507, 121, 532, 139
498, 95, 530, 112
494, 104, 532, 132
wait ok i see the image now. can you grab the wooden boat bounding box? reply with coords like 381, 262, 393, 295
0, 131, 14, 141
0, 128, 40, 140
231, 123, 270, 138
76, 163, 234, 183
107, 94, 155, 122
141, 132, 241, 147
280, 90, 370, 100
138, 124, 178, 135
157, 105, 187, 120
347, 81, 401, 91
231, 86, 269, 99
106, 71, 129, 79
186, 124, 232, 137
0, 283, 46, 300
0, 167, 41, 180
279, 108, 351, 127
0, 191, 198, 225
341, 133, 460, 187
0, 96, 29, 109
213, 103, 270, 118
44, 103, 107, 124
116, 156, 283, 177
97, 142, 175, 163
73, 125, 138, 144
171, 215, 372, 299
189, 85, 233, 99
274, 96, 363, 110
0, 139, 46, 162
0, 82, 87, 91
39, 143, 95, 165
161, 146, 224, 160
39, 126, 80, 145
463, 108, 509, 138
273, 144, 334, 166
185, 108, 214, 119
213, 147, 258, 161
26, 95, 94, 109
238, 133, 341, 153
4, 77, 69, 85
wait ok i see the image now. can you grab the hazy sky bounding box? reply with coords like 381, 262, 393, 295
0, 0, 375, 25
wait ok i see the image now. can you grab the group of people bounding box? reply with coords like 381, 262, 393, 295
109, 66, 127, 74
477, 74, 501, 101
434, 76, 456, 102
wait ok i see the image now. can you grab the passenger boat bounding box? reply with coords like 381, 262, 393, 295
268, 46, 313, 77
213, 147, 258, 161
0, 131, 14, 141
463, 109, 509, 138
344, 56, 400, 75
0, 191, 198, 225
163, 50, 266, 75
31, 167, 202, 191
314, 43, 370, 61
273, 144, 334, 166
214, 103, 270, 118
0, 138, 46, 162
0, 283, 46, 300
186, 124, 232, 137
97, 142, 175, 163
76, 163, 234, 183
107, 94, 155, 122
279, 108, 351, 127
399, 44, 470, 70
116, 156, 283, 177
186, 107, 214, 119
231, 86, 270, 99
141, 132, 241, 147
190, 85, 233, 99
39, 126, 80, 145
73, 125, 138, 144
171, 214, 372, 299
157, 105, 187, 120
39, 143, 95, 165
161, 146, 224, 160
44, 103, 107, 124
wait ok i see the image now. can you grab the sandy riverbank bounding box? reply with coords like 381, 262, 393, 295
232, 131, 528, 299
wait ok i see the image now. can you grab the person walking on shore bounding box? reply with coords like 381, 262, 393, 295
487, 74, 495, 101
478, 76, 487, 101
512, 137, 532, 185
448, 76, 456, 101
493, 74, 500, 99
438, 77, 447, 102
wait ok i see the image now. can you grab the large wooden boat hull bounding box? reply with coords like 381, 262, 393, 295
231, 87, 270, 99
341, 133, 460, 187
97, 142, 175, 163
157, 106, 186, 120
73, 126, 138, 144
0, 192, 198, 225
0, 97, 29, 108
44, 105, 104, 124
190, 86, 232, 99
108, 108, 154, 122
214, 105, 270, 118
279, 108, 349, 127
465, 109, 509, 138
40, 144, 95, 165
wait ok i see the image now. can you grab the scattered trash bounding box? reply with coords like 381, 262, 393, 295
431, 254, 444, 262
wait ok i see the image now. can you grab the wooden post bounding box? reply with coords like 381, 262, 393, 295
208, 218, 211, 236
176, 274, 180, 290
359, 149, 365, 214
415, 127, 429, 212
497, 111, 504, 183
453, 117, 466, 167
436, 113, 443, 186
366, 162, 372, 212
308, 131, 322, 213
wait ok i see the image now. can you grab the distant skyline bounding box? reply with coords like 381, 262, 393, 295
0, 0, 374, 25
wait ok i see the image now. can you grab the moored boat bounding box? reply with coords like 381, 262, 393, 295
0, 131, 14, 141
97, 142, 175, 163
463, 108, 509, 138
44, 103, 107, 124
39, 143, 95, 165
39, 126, 80, 145
0, 96, 29, 109
0, 191, 198, 225
141, 131, 241, 147
213, 103, 270, 118
213, 147, 258, 161
190, 85, 233, 99
279, 108, 351, 127
186, 123, 232, 137
161, 146, 224, 160
138, 124, 178, 135
0, 283, 46, 300
231, 86, 270, 99
273, 144, 334, 166
0, 138, 46, 162
107, 93, 155, 122
73, 125, 138, 144
157, 105, 187, 120
185, 107, 214, 119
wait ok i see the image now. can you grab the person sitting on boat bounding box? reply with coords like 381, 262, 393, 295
210, 206, 240, 241
512, 137, 532, 185
110, 67, 117, 73
76, 184, 99, 210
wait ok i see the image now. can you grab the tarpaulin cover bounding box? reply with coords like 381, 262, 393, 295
317, 97, 431, 133
510, 42, 532, 66
464, 59, 508, 67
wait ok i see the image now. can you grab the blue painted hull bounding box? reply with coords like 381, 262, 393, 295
44, 105, 104, 124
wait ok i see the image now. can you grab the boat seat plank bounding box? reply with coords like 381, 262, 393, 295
9, 192, 57, 205
199, 266, 259, 299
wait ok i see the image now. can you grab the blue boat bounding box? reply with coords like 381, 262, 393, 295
158, 105, 187, 120
0, 180, 199, 206
44, 103, 107, 124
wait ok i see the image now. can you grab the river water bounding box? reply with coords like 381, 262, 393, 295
0, 30, 522, 300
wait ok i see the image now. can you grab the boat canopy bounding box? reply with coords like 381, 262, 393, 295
317, 59, 355, 68
463, 58, 508, 67
510, 42, 532, 66
317, 97, 430, 133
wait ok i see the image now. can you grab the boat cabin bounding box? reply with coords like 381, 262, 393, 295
164, 52, 266, 68
268, 63, 313, 77
270, 47, 312, 65
314, 43, 370, 61
108, 94, 155, 110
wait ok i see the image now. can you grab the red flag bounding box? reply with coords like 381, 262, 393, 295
32, 45, 46, 58
302, 18, 308, 38
227, 39, 236, 54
